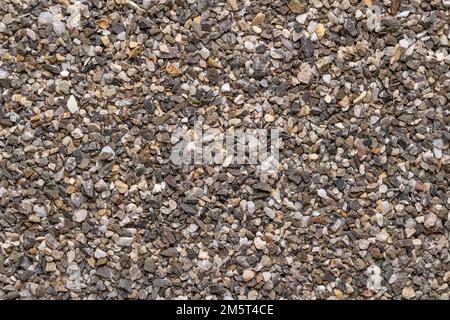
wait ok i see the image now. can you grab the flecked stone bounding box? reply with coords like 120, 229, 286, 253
116, 237, 134, 247
73, 209, 88, 223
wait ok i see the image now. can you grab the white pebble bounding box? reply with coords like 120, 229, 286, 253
358, 239, 370, 250
94, 248, 107, 259
73, 209, 88, 223
221, 83, 231, 92
399, 38, 410, 49
254, 237, 267, 250
264, 207, 275, 219
317, 189, 328, 199
0, 69, 9, 79
199, 47, 210, 59
67, 95, 79, 114
116, 237, 134, 247
247, 201, 255, 214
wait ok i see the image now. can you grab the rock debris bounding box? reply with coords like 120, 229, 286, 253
0, 0, 449, 300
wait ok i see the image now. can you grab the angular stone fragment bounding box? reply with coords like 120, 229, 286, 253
73, 209, 88, 222
67, 95, 79, 114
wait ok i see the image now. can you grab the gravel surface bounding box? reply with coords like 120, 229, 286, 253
0, 0, 449, 300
